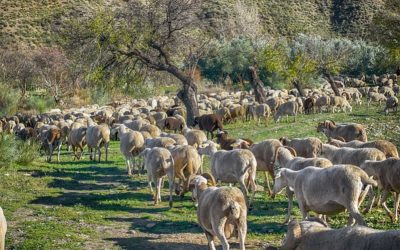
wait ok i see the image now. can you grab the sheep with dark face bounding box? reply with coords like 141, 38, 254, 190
193, 114, 223, 139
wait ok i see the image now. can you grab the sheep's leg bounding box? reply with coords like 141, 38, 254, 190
72, 145, 77, 160
98, 147, 102, 162
48, 143, 53, 162
298, 200, 308, 220
286, 115, 289, 123
264, 171, 272, 196
380, 190, 395, 222
205, 232, 216, 250
56, 141, 62, 163
156, 177, 163, 204
78, 145, 84, 159
168, 174, 174, 208
237, 219, 247, 250
148, 180, 155, 200
394, 192, 400, 223
214, 217, 229, 250
358, 184, 371, 207
126, 158, 132, 176
364, 187, 375, 214
347, 201, 366, 226
283, 187, 294, 224
105, 142, 109, 162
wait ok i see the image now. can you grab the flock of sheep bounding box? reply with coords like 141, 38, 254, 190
1, 73, 400, 249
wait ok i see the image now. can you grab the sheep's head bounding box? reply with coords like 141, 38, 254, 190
271, 169, 290, 199
188, 173, 216, 207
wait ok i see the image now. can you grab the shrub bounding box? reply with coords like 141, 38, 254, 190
0, 134, 40, 168
15, 139, 40, 166
0, 83, 19, 116
25, 95, 56, 113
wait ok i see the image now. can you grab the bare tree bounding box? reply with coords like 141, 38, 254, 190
33, 47, 71, 104
0, 50, 36, 98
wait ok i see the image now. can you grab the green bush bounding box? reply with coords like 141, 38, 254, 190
0, 134, 40, 168
0, 83, 19, 116
25, 95, 56, 113
15, 139, 40, 166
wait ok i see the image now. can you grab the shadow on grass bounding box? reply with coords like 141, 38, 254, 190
105, 236, 205, 250
30, 191, 172, 213
107, 216, 202, 234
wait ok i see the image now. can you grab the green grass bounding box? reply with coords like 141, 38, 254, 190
1, 101, 400, 249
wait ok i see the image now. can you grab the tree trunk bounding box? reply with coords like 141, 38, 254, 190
249, 66, 267, 103
325, 73, 341, 96
177, 79, 199, 126
292, 79, 305, 97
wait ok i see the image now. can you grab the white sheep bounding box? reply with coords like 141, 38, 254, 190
275, 165, 377, 226
198, 141, 257, 207
140, 147, 175, 207
0, 207, 6, 250
273, 101, 299, 123
118, 124, 145, 175
189, 174, 247, 250
280, 218, 400, 250
320, 144, 386, 166
86, 123, 110, 162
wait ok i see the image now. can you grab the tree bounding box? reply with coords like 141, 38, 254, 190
77, 0, 209, 125
248, 66, 267, 102
33, 47, 71, 104
0, 50, 36, 98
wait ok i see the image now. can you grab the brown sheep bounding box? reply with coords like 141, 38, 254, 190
303, 97, 315, 114
193, 114, 223, 139
164, 117, 184, 133
328, 138, 399, 158
279, 137, 323, 158
317, 120, 367, 142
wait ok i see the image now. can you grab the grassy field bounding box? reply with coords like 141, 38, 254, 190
1, 101, 400, 249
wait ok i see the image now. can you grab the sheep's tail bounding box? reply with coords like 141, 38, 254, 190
360, 172, 377, 187
229, 201, 241, 219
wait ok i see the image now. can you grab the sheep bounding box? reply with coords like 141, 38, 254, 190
0, 207, 6, 250
266, 97, 283, 113
275, 165, 377, 226
216, 131, 253, 151
361, 159, 400, 222
189, 174, 247, 250
41, 126, 62, 163
330, 96, 352, 113
144, 137, 176, 148
384, 96, 398, 114
320, 143, 386, 166
352, 91, 363, 105
198, 141, 257, 207
303, 97, 315, 114
254, 103, 271, 124
216, 107, 232, 124
279, 137, 322, 158
139, 124, 161, 138
368, 92, 387, 106
160, 132, 188, 146
273, 101, 299, 123
194, 114, 223, 139
164, 116, 184, 133
272, 147, 333, 223
16, 127, 35, 141
86, 123, 110, 162
229, 105, 246, 122
328, 138, 399, 158
140, 147, 174, 207
183, 126, 207, 149
248, 139, 283, 195
68, 122, 87, 160
317, 120, 367, 142
315, 95, 331, 113
280, 219, 400, 250
118, 124, 145, 176
169, 145, 202, 196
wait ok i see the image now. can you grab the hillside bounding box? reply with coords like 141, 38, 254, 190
0, 0, 386, 49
